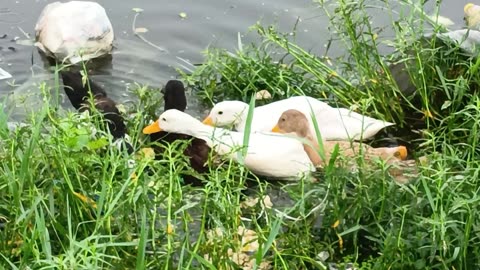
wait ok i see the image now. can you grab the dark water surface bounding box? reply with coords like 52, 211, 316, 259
0, 0, 471, 120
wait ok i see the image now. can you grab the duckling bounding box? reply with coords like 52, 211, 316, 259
143, 109, 314, 180
202, 96, 393, 141
147, 80, 210, 179
60, 70, 132, 152
270, 109, 408, 167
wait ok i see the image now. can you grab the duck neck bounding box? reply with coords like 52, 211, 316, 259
181, 121, 219, 146
234, 107, 250, 131
183, 120, 210, 136
299, 130, 324, 167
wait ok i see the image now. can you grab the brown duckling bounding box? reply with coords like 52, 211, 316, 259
271, 109, 428, 183
271, 109, 408, 167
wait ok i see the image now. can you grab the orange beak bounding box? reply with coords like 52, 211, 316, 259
271, 124, 282, 133
143, 120, 162, 134
202, 116, 214, 126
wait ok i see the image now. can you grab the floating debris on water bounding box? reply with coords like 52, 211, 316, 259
0, 67, 12, 80
15, 39, 34, 46
134, 27, 148, 33
179, 12, 187, 19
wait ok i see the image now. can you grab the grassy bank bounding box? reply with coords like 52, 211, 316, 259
1, 0, 480, 269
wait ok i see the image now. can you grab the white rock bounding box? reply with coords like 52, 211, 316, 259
34, 1, 114, 64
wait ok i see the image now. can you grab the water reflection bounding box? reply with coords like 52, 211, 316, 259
0, 0, 471, 122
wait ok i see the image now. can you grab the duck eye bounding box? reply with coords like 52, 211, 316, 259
281, 118, 286, 122
218, 111, 223, 115
161, 117, 166, 121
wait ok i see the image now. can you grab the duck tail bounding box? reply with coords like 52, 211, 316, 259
394, 146, 408, 160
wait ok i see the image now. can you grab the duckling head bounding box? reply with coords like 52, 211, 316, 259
202, 101, 248, 127
143, 109, 201, 135
163, 80, 187, 111
271, 109, 310, 138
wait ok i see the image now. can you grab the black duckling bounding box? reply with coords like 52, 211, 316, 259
148, 80, 210, 182
60, 70, 132, 153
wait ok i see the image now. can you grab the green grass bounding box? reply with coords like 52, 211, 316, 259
1, 0, 480, 269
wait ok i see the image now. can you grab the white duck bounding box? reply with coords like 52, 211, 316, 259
202, 96, 394, 141
143, 109, 315, 180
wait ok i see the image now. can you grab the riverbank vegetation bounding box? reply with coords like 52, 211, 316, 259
1, 0, 479, 269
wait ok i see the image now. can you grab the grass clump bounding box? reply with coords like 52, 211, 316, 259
180, 0, 480, 269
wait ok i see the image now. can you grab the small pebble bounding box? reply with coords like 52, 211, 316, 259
0, 34, 7, 39
7, 47, 15, 52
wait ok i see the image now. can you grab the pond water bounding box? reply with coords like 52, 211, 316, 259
0, 0, 472, 120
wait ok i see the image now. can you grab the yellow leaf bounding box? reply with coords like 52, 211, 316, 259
423, 110, 433, 119
167, 223, 174, 235
131, 172, 138, 184
135, 147, 155, 160
336, 232, 343, 249
332, 219, 340, 228
72, 191, 97, 209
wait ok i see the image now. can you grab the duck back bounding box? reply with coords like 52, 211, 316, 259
61, 70, 130, 148
239, 96, 331, 132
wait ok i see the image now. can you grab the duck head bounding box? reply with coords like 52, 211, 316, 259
202, 101, 248, 127
143, 109, 201, 135
271, 109, 311, 138
163, 80, 187, 111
